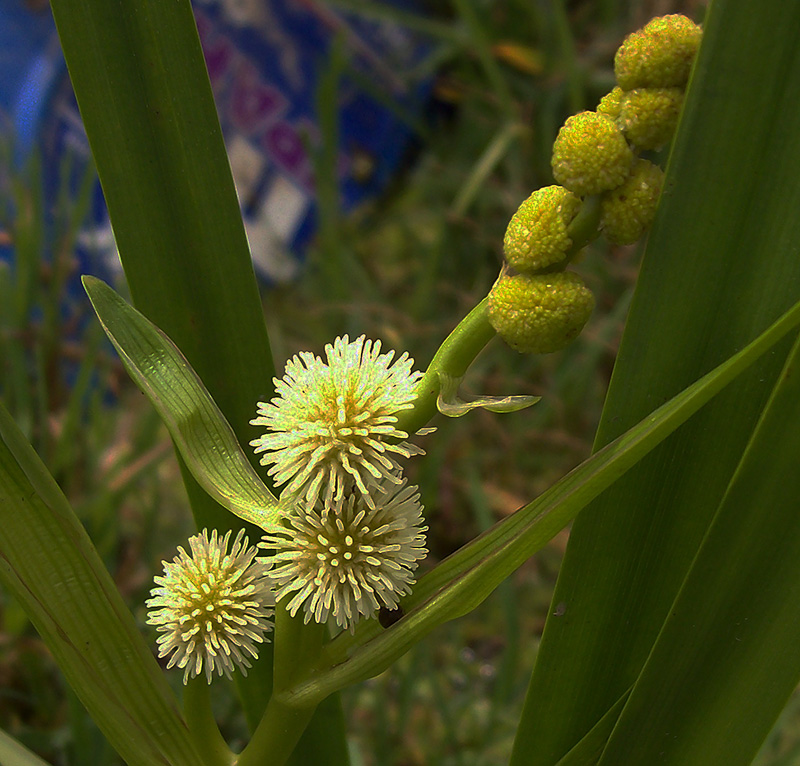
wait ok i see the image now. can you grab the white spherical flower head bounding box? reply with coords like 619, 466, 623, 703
260, 479, 428, 631
250, 335, 425, 510
146, 529, 274, 684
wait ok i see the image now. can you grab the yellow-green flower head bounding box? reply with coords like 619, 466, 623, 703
488, 272, 595, 354
552, 112, 634, 197
504, 186, 582, 272
615, 14, 702, 91
600, 158, 664, 245
146, 529, 274, 684
251, 335, 425, 512
260, 479, 427, 631
597, 87, 625, 121
620, 87, 683, 150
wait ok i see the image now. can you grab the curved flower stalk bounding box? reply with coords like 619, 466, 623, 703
146, 529, 274, 684
251, 335, 427, 511
260, 479, 428, 631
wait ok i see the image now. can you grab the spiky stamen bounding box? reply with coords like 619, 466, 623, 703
251, 335, 425, 510
146, 529, 274, 684
260, 480, 428, 631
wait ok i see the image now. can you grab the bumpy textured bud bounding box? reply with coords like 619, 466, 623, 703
597, 87, 624, 121
504, 186, 582, 272
552, 112, 634, 197
488, 272, 595, 354
600, 158, 664, 245
615, 14, 702, 91
620, 88, 683, 150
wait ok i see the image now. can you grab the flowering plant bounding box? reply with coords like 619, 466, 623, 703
2, 2, 800, 765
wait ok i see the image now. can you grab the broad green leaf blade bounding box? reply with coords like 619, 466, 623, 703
48, 0, 287, 730
512, 1, 800, 762
47, 3, 352, 752
277, 295, 800, 706
0, 401, 203, 766
84, 276, 280, 531
49, 0, 274, 537
597, 333, 800, 763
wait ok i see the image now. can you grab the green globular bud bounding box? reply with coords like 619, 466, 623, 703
615, 14, 702, 91
600, 158, 664, 245
620, 87, 683, 150
597, 87, 625, 122
552, 112, 634, 197
488, 272, 595, 354
504, 186, 582, 273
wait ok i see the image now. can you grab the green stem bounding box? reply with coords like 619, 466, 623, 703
396, 196, 603, 435
237, 604, 325, 765
237, 697, 317, 766
272, 604, 328, 692
397, 297, 496, 435
565, 194, 603, 256
183, 678, 234, 766
537, 194, 602, 274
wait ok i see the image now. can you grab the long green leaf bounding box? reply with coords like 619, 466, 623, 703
83, 276, 280, 531
597, 331, 800, 763
511, 0, 800, 762
277, 295, 800, 706
49, 0, 274, 541
48, 0, 282, 727
0, 401, 203, 766
50, 0, 349, 751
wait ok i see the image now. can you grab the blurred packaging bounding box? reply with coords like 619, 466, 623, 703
0, 0, 433, 284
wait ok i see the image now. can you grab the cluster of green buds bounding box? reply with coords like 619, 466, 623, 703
489, 14, 702, 355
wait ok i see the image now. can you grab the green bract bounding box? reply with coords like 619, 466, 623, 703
504, 186, 582, 272
621, 88, 684, 150
600, 158, 664, 245
552, 112, 634, 197
615, 14, 703, 90
488, 272, 595, 354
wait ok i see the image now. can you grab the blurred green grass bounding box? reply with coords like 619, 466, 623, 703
8, 0, 781, 764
